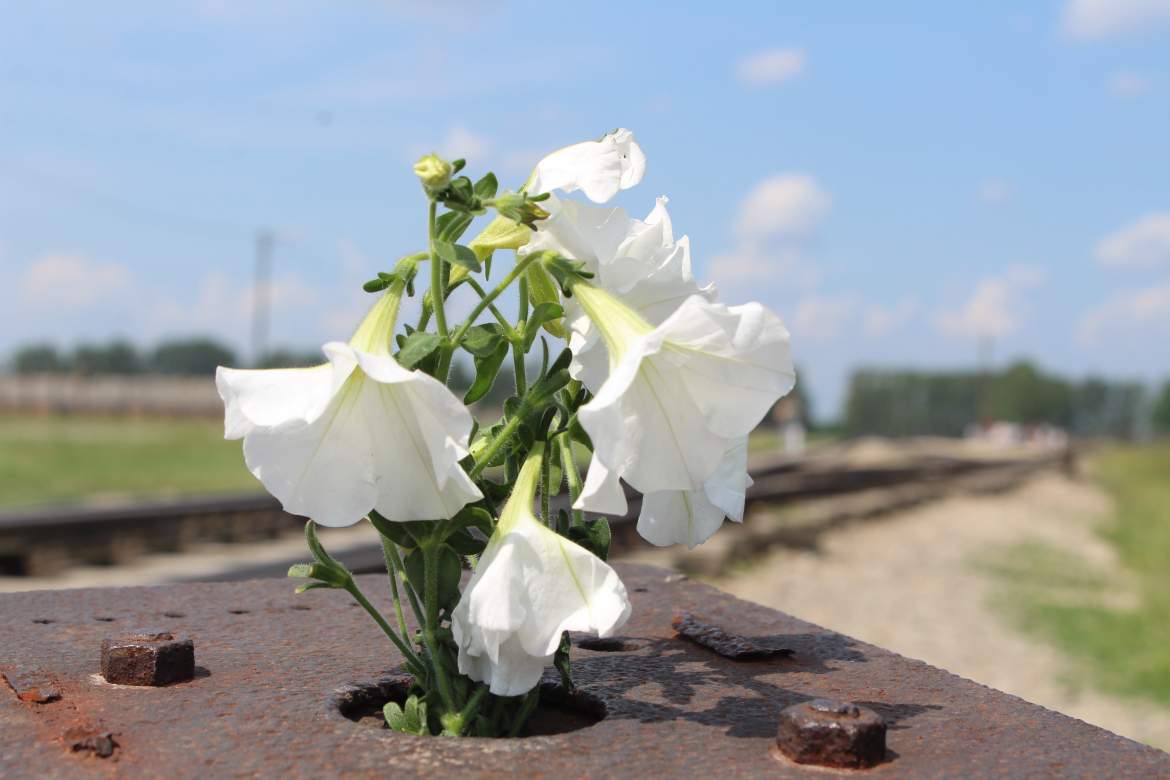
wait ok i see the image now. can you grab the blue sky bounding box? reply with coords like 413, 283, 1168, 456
2, 0, 1169, 416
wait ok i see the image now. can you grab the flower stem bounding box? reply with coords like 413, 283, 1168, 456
379, 535, 411, 639
421, 541, 457, 713
468, 411, 525, 479
449, 685, 489, 736
449, 252, 541, 346
540, 444, 552, 526
513, 274, 529, 397
343, 579, 425, 678
507, 688, 540, 737
382, 540, 424, 629
556, 430, 585, 529
428, 200, 449, 342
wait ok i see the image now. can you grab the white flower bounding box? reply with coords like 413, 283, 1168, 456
571, 288, 794, 517
216, 290, 482, 527
452, 447, 631, 697
636, 438, 752, 549
527, 128, 647, 203
524, 195, 714, 391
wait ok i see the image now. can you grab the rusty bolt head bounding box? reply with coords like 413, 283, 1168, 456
100, 629, 195, 687
775, 698, 886, 769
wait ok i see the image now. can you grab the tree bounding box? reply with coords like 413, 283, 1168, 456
150, 338, 237, 376
1154, 381, 1170, 434
12, 344, 67, 374
72, 340, 141, 375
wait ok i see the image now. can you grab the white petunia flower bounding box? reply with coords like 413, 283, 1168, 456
216, 288, 482, 527
636, 437, 752, 549
452, 446, 631, 697
524, 195, 714, 391
527, 128, 647, 203
571, 288, 794, 518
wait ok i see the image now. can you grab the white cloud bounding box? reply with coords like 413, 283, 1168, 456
1078, 278, 1170, 344
19, 253, 130, 307
863, 298, 918, 338
792, 294, 857, 344
1108, 71, 1152, 97
736, 48, 806, 86
737, 174, 831, 240
1096, 213, 1170, 268
708, 173, 830, 288
978, 178, 1012, 204
1063, 0, 1170, 39
437, 125, 491, 160
936, 266, 1045, 341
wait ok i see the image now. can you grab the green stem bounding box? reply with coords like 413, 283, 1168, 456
450, 252, 541, 346
464, 277, 518, 337
468, 412, 526, 479
384, 541, 424, 636
556, 430, 585, 529
422, 542, 457, 712
540, 444, 552, 527
507, 689, 540, 737
428, 200, 449, 341
380, 536, 410, 639
451, 685, 490, 736
513, 275, 529, 397
344, 580, 425, 677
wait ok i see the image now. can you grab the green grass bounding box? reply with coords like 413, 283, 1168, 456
0, 415, 258, 508
985, 442, 1170, 705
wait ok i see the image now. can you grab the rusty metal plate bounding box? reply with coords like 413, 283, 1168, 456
2, 564, 1168, 778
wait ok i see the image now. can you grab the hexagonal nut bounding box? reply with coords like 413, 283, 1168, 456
100, 629, 195, 686
775, 698, 886, 769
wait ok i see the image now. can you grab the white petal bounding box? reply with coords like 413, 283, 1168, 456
656, 297, 796, 438
529, 128, 647, 203
636, 437, 749, 548
637, 489, 726, 549
575, 454, 629, 515
233, 344, 479, 527
215, 343, 354, 439
578, 337, 732, 493
453, 514, 631, 697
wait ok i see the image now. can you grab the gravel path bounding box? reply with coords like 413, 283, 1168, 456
711, 472, 1170, 750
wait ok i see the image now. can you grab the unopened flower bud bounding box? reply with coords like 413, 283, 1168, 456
492, 191, 551, 229
413, 153, 453, 195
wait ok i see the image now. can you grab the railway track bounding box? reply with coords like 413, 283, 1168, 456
0, 446, 1071, 579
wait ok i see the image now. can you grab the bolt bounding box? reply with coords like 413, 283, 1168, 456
100, 629, 195, 687
775, 698, 886, 769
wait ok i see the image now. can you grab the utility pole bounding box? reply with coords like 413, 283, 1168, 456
251, 229, 274, 366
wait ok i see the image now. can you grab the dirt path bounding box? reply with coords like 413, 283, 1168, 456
707, 472, 1170, 750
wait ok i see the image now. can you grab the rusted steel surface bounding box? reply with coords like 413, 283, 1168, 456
672, 612, 793, 660
775, 699, 886, 769
100, 630, 195, 687
2, 563, 1166, 778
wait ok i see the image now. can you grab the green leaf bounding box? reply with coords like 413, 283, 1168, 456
434, 238, 482, 272
367, 511, 416, 548
362, 277, 391, 293
450, 505, 494, 535
464, 340, 508, 404
553, 631, 573, 691
473, 172, 499, 199
446, 527, 488, 556
437, 211, 474, 243
460, 324, 504, 358
396, 332, 442, 369
523, 303, 565, 350
569, 516, 612, 561
385, 695, 431, 736
525, 264, 565, 337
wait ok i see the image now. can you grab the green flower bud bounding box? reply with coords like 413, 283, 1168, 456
413, 153, 453, 195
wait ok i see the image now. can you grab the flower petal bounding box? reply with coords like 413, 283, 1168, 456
529, 128, 647, 203
215, 343, 355, 439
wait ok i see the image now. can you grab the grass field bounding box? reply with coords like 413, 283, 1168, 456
988, 442, 1170, 705
0, 415, 258, 508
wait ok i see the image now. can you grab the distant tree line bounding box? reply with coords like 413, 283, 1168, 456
843, 360, 1166, 439
7, 339, 321, 377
